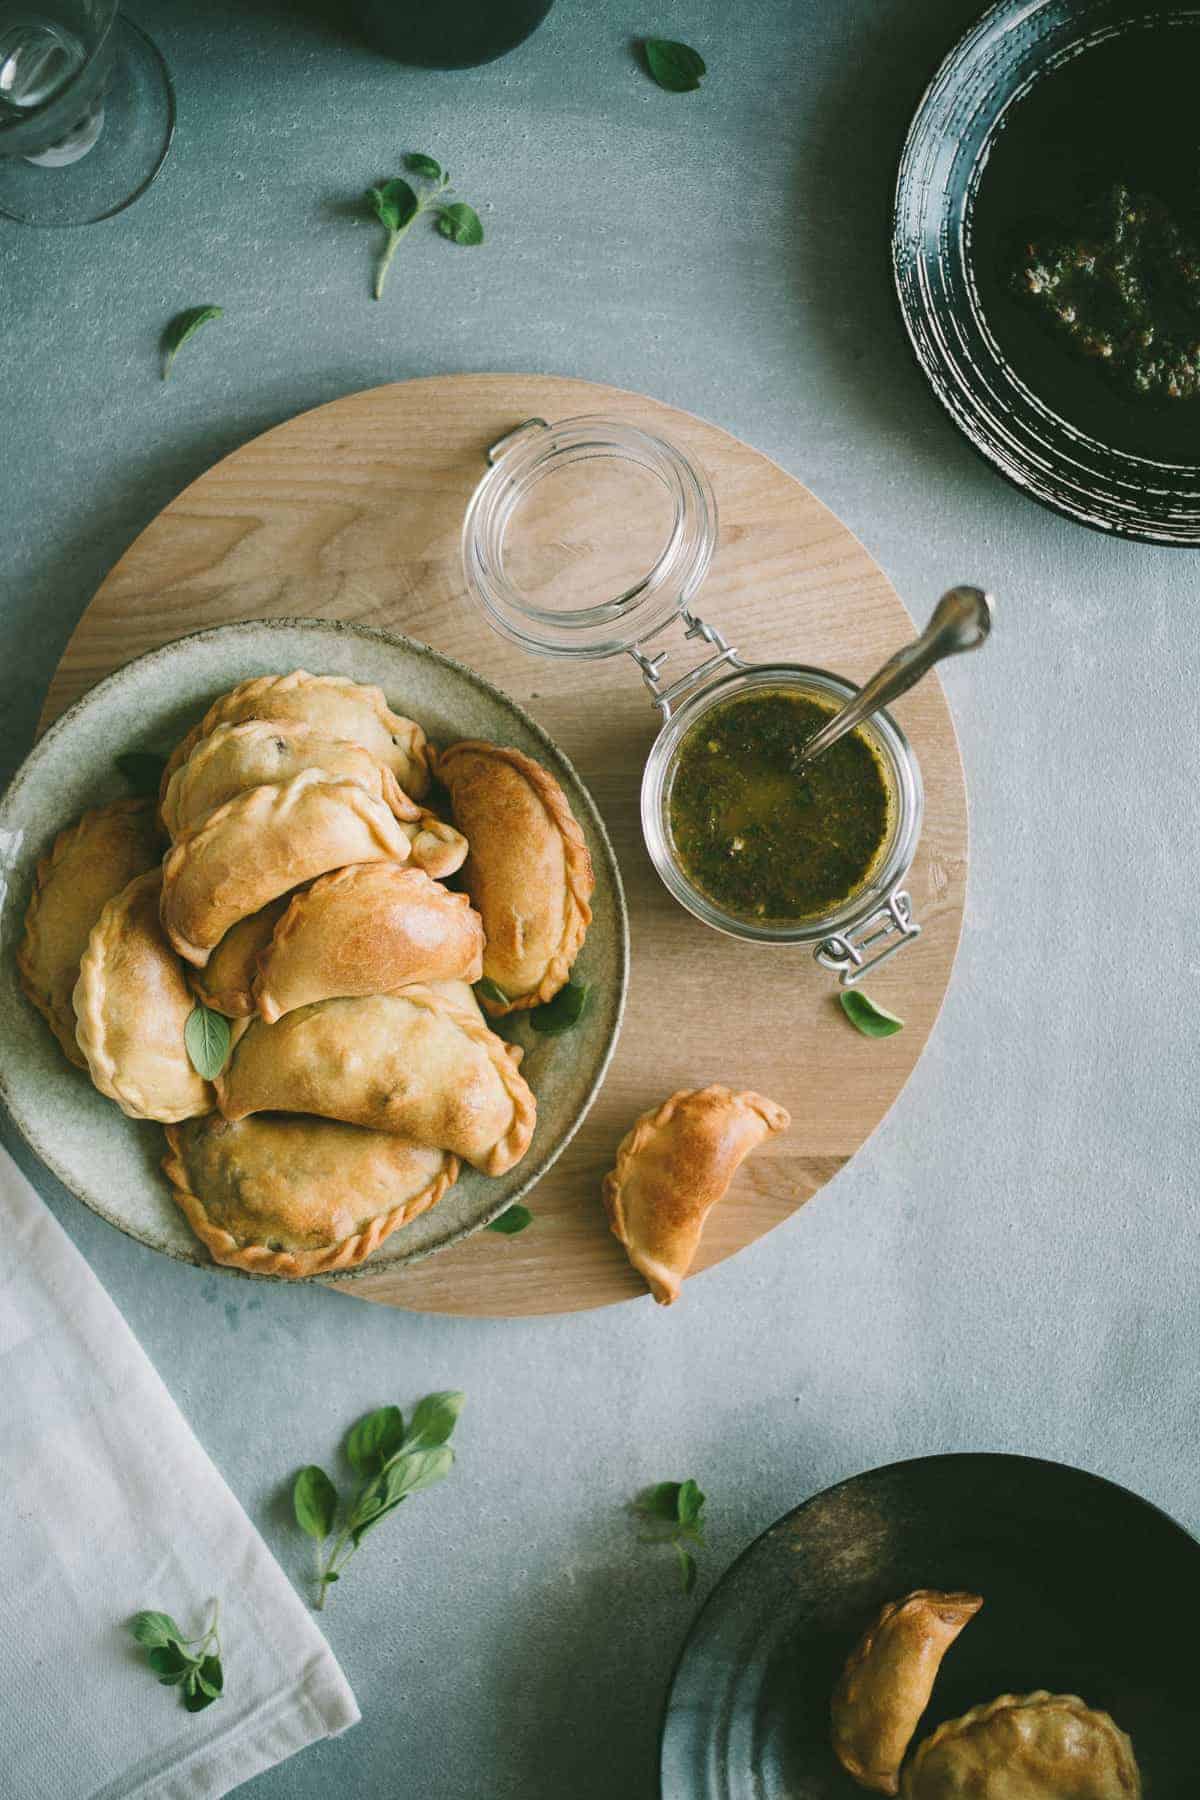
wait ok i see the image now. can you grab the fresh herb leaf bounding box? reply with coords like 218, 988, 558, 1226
475, 977, 511, 1009
404, 1390, 466, 1453
488, 1204, 533, 1236
675, 1543, 698, 1594
676, 1478, 705, 1531
296, 1391, 465, 1608
634, 1477, 707, 1592
293, 1464, 338, 1541
130, 1600, 223, 1712
364, 156, 484, 298
184, 1003, 232, 1080
345, 1406, 406, 1476
130, 1610, 184, 1649
436, 202, 483, 246
642, 38, 706, 92
839, 990, 904, 1039
530, 981, 590, 1035
115, 750, 167, 796
162, 305, 222, 380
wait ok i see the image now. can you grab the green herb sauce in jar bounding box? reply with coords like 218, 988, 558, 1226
667, 689, 891, 922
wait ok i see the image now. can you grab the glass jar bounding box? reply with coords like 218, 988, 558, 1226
460, 415, 925, 984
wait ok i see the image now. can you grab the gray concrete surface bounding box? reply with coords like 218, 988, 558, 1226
3, 2, 1198, 1795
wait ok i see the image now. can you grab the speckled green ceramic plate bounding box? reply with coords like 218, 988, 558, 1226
0, 619, 628, 1280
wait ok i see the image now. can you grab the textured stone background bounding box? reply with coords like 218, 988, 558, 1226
2, 2, 1198, 1795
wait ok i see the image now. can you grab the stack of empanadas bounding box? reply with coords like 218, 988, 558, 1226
18, 670, 597, 1278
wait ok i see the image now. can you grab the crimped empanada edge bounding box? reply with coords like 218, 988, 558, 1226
161, 1123, 458, 1277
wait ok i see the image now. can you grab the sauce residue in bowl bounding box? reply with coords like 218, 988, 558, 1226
667, 688, 891, 924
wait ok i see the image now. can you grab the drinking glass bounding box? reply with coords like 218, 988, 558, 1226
0, 2, 174, 225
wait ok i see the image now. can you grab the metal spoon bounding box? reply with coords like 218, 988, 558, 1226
799, 585, 992, 764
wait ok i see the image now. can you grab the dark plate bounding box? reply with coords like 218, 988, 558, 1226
660, 1453, 1197, 1797
894, 0, 1200, 543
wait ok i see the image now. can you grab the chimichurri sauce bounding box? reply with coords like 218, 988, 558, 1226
667, 690, 891, 923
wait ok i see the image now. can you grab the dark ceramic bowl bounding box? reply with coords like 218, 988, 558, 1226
660, 1453, 1198, 1797
894, 0, 1200, 543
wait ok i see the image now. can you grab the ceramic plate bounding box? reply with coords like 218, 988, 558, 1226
0, 618, 628, 1280
894, 0, 1200, 543
660, 1453, 1198, 1797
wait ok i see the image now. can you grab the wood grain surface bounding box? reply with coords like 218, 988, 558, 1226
40, 374, 968, 1316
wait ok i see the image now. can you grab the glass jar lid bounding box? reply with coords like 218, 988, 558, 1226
461, 414, 718, 659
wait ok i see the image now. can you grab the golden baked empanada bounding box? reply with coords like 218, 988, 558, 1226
832, 1590, 983, 1793
901, 1691, 1141, 1798
73, 870, 211, 1122
216, 986, 536, 1174
254, 865, 484, 1022
161, 718, 418, 839
189, 900, 289, 1018
17, 798, 162, 1067
163, 1112, 457, 1277
162, 671, 429, 800
435, 740, 593, 1013
160, 770, 411, 967
397, 808, 469, 880
603, 1085, 789, 1304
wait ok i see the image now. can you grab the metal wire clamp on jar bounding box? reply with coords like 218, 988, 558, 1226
461, 414, 928, 986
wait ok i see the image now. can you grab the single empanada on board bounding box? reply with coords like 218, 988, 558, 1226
901, 1691, 1141, 1799
17, 797, 162, 1068
163, 1112, 457, 1277
161, 717, 419, 839
603, 1085, 790, 1304
435, 739, 594, 1013
189, 900, 290, 1018
160, 770, 412, 967
216, 985, 536, 1174
254, 864, 484, 1022
161, 670, 430, 802
831, 1589, 983, 1793
73, 869, 212, 1122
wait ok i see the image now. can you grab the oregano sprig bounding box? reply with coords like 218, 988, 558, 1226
365, 153, 484, 300
634, 1478, 707, 1594
293, 1391, 465, 1608
129, 1600, 224, 1712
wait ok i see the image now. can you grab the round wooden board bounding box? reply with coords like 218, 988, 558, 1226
40, 374, 967, 1316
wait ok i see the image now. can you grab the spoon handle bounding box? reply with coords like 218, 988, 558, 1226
800, 585, 992, 764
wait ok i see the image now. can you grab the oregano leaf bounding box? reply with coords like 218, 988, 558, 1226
381, 1445, 455, 1504
130, 1610, 184, 1649
530, 981, 589, 1035
838, 990, 904, 1039
487, 1204, 533, 1236
162, 305, 222, 380
345, 1406, 406, 1475
675, 1543, 698, 1595
405, 151, 442, 180
474, 977, 510, 1008
436, 202, 484, 246
293, 1464, 338, 1541
184, 1003, 231, 1080
642, 38, 706, 92
403, 1391, 465, 1453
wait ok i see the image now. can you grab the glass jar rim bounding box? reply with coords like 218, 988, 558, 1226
461, 414, 718, 659
640, 664, 925, 946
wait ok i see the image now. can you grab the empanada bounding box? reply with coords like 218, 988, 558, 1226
603, 1085, 789, 1304
161, 718, 418, 839
831, 1590, 983, 1793
901, 1692, 1141, 1798
73, 870, 212, 1122
162, 670, 430, 800
17, 798, 162, 1067
160, 770, 411, 967
434, 740, 593, 1013
190, 900, 289, 1018
216, 986, 536, 1174
163, 1112, 457, 1277
254, 865, 484, 1022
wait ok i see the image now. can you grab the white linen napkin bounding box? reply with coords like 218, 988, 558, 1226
0, 1144, 360, 1800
